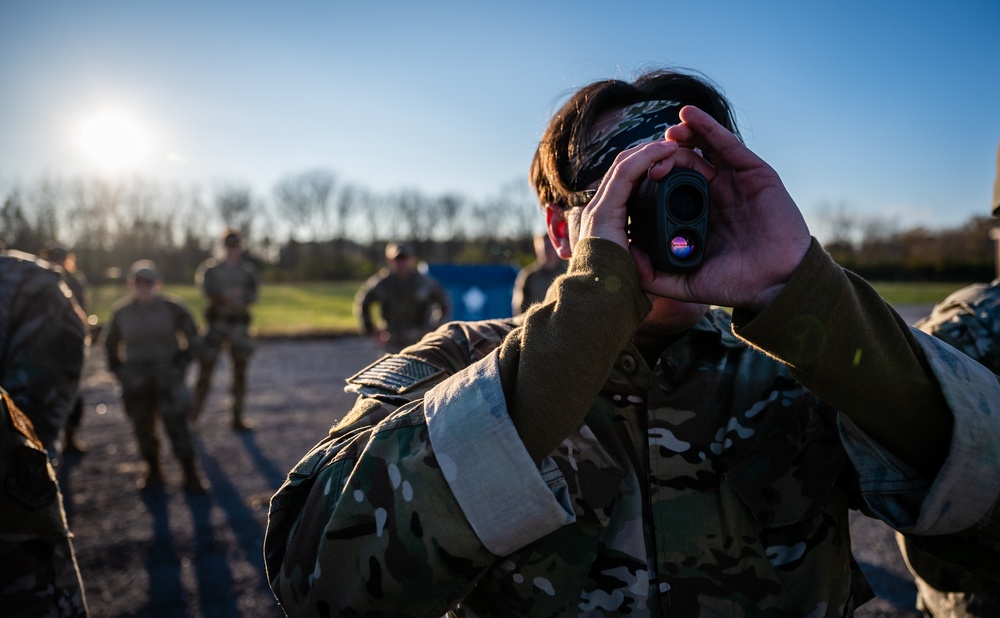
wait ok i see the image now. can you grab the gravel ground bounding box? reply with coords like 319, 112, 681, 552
59, 306, 936, 616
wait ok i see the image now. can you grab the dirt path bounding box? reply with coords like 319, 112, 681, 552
60, 322, 932, 616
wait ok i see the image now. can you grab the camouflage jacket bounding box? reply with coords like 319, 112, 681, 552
355, 269, 452, 348
266, 242, 1000, 617
0, 252, 87, 452
104, 294, 200, 375
915, 280, 1000, 374
196, 258, 259, 322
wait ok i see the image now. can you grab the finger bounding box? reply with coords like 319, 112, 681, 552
587, 139, 679, 210
648, 147, 716, 184
667, 106, 762, 171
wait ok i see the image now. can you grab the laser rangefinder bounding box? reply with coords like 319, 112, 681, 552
626, 167, 709, 273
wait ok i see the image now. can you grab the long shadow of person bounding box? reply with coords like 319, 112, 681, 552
194, 441, 279, 613
183, 490, 241, 617
139, 489, 185, 618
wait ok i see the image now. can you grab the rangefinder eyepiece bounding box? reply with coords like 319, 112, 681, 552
626, 167, 709, 273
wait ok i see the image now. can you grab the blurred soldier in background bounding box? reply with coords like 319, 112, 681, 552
193, 229, 259, 431
40, 242, 91, 456
0, 249, 88, 615
105, 261, 206, 494
354, 241, 451, 353
511, 233, 567, 315
898, 140, 1000, 617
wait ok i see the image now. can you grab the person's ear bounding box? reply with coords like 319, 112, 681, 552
545, 204, 573, 260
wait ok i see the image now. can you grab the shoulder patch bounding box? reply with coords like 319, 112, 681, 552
347, 354, 446, 394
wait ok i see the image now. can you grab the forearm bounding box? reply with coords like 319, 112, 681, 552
498, 238, 651, 463
733, 239, 952, 479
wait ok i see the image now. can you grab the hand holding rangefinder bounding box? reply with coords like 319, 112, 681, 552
627, 167, 709, 273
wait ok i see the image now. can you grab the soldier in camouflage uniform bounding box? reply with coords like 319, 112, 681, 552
0, 251, 88, 616
264, 70, 1000, 616
893, 140, 1000, 618
511, 233, 568, 315
0, 250, 87, 457
193, 229, 259, 431
105, 261, 206, 494
354, 242, 451, 352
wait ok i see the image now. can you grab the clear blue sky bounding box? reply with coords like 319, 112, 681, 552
2, 0, 998, 239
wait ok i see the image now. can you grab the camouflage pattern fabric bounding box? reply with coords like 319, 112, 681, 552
0, 389, 88, 617
266, 314, 877, 616
0, 252, 87, 453
105, 295, 200, 461
266, 244, 1000, 616
354, 269, 452, 352
899, 281, 1000, 617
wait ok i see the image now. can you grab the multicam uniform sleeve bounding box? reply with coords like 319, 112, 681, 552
734, 240, 1000, 539
265, 239, 650, 614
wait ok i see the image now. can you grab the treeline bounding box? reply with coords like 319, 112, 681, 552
1, 171, 541, 283
2, 171, 997, 283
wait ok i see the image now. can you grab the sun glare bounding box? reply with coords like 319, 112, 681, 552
76, 110, 153, 173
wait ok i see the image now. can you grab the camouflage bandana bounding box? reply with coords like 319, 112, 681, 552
570, 100, 683, 190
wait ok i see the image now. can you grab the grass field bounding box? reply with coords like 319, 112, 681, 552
87, 280, 967, 338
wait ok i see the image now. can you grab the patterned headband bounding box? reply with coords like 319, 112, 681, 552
570, 100, 683, 191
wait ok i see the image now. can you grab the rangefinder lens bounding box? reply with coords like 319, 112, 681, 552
667, 185, 703, 222
670, 231, 697, 260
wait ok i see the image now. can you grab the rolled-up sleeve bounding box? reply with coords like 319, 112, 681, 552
840, 330, 1000, 535
424, 348, 577, 556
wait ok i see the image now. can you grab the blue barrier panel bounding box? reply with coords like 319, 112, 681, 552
426, 263, 520, 322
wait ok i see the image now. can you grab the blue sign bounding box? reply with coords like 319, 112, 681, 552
426, 264, 519, 322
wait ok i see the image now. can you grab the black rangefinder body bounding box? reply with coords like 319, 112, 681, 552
626, 167, 709, 272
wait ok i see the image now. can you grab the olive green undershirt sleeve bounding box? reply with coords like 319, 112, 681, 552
497, 238, 651, 464
732, 238, 953, 479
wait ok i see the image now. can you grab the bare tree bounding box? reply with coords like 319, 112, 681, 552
215, 184, 257, 241
273, 169, 335, 241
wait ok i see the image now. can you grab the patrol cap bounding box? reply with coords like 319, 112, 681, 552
223, 228, 242, 247
128, 259, 159, 284
385, 242, 413, 259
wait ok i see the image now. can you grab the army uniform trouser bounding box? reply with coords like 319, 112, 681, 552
195, 318, 255, 415
119, 365, 195, 462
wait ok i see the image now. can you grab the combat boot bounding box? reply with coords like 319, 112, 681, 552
181, 457, 208, 495
138, 457, 164, 491
231, 400, 253, 432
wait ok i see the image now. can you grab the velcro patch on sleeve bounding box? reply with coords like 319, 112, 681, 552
347, 354, 446, 394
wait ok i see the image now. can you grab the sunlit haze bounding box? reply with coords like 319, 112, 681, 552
2, 0, 999, 238
75, 109, 154, 174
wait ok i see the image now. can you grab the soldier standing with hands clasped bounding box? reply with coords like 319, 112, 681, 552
105, 261, 206, 494
193, 229, 259, 431
354, 242, 451, 353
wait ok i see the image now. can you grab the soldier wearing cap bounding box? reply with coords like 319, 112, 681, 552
0, 248, 88, 615
354, 242, 451, 353
193, 228, 259, 431
104, 261, 206, 493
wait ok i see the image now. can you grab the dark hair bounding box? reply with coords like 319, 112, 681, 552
530, 68, 740, 207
